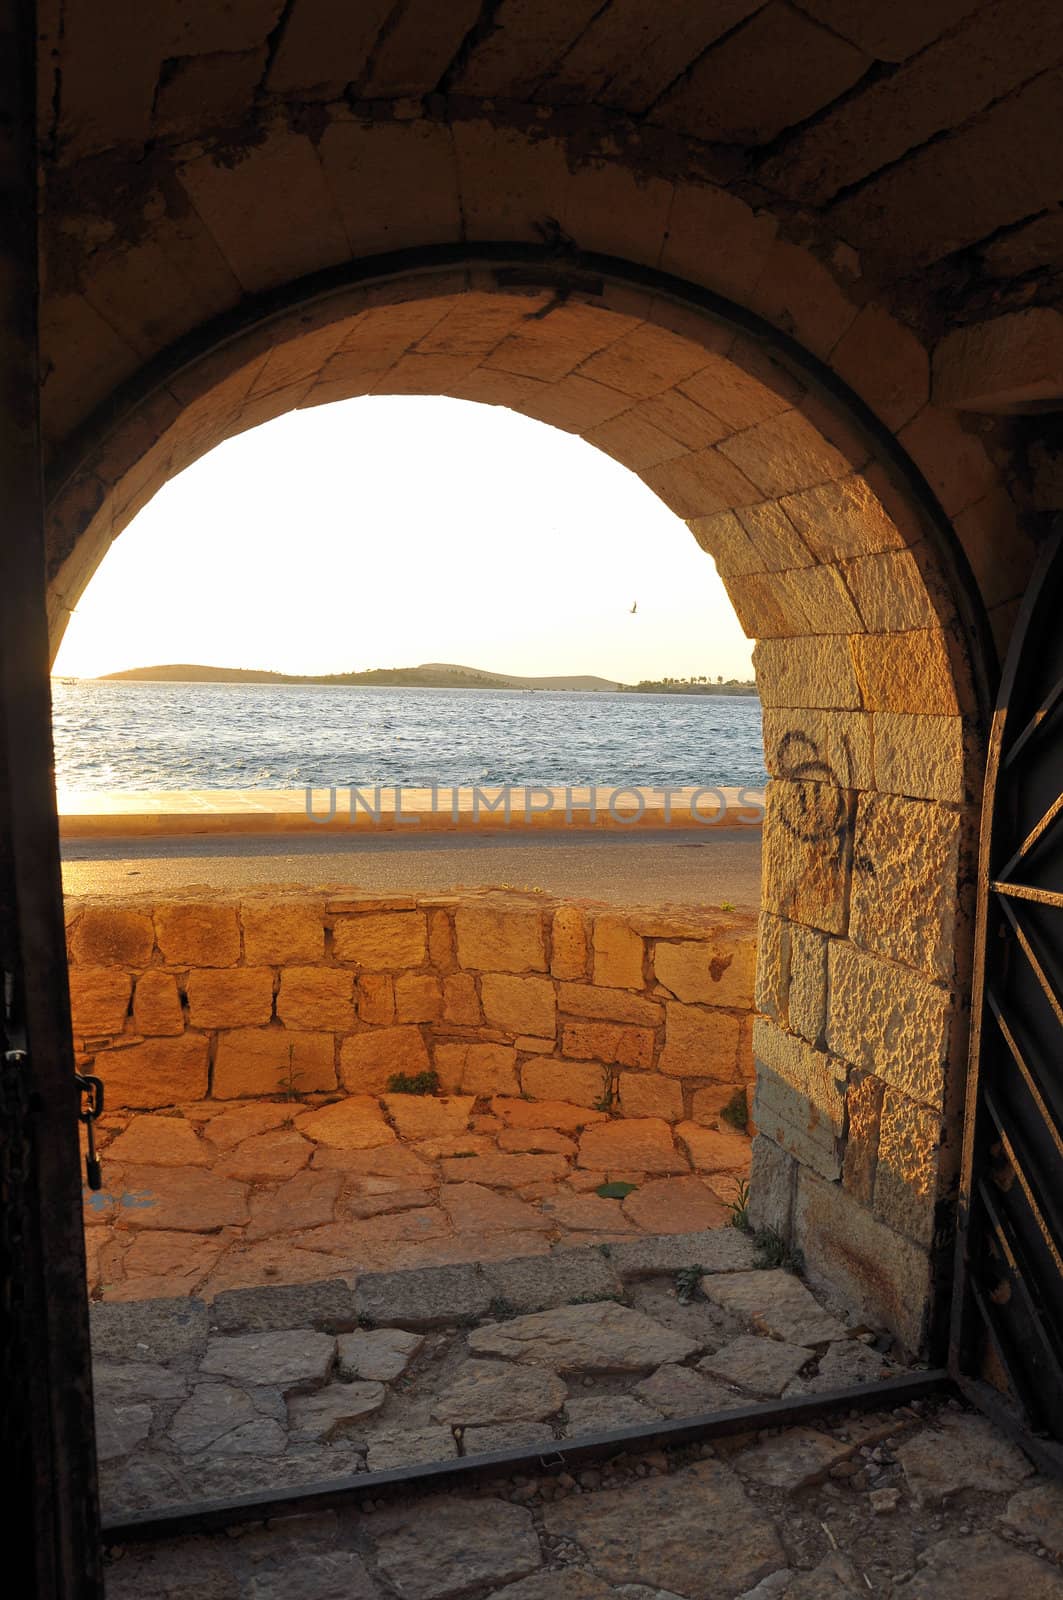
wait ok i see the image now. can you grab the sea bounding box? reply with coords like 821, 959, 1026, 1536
50, 681, 767, 793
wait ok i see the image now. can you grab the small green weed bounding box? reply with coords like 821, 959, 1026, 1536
728, 1177, 752, 1233
719, 900, 735, 912
596, 1180, 637, 1200
720, 1089, 749, 1132
674, 1264, 703, 1305
386, 1069, 440, 1095
752, 1226, 804, 1273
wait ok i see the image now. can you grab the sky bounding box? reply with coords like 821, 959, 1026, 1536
53, 395, 754, 684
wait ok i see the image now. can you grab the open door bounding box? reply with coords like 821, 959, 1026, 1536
1, 0, 103, 1590
951, 526, 1063, 1470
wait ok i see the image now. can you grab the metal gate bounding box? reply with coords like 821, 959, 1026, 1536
951, 529, 1063, 1467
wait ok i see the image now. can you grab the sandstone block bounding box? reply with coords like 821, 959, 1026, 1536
393, 971, 442, 1023
761, 780, 854, 935
787, 924, 828, 1042
521, 1056, 605, 1108
333, 911, 427, 968
898, 1413, 1035, 1505
676, 1121, 752, 1175
69, 906, 154, 966
550, 905, 588, 979
873, 1087, 941, 1246
752, 635, 862, 710
491, 1096, 607, 1132
455, 901, 546, 972
295, 1097, 395, 1149
842, 1070, 885, 1205
873, 711, 966, 803
382, 1094, 475, 1142
430, 1360, 566, 1426
469, 1299, 697, 1372
577, 1117, 688, 1174
185, 968, 274, 1029
427, 908, 455, 971
340, 1025, 431, 1094
850, 791, 963, 981
213, 1028, 335, 1098
277, 967, 355, 1030
241, 901, 324, 963
442, 972, 482, 1026
618, 1071, 684, 1121
654, 938, 756, 1008
793, 1167, 932, 1353
826, 943, 951, 1107
752, 1074, 842, 1181
754, 911, 790, 1022
95, 1033, 209, 1109
370, 1495, 542, 1598
557, 983, 662, 1027
155, 903, 240, 966
68, 966, 132, 1035
481, 972, 556, 1036
592, 915, 645, 988
441, 1040, 519, 1096
104, 1114, 208, 1168
659, 1002, 741, 1079
691, 1083, 749, 1126
133, 970, 184, 1035
701, 1334, 812, 1397
622, 1174, 730, 1233
762, 706, 873, 791
358, 973, 395, 1025
753, 1019, 846, 1137
216, 1127, 313, 1184
112, 1164, 250, 1232
562, 1018, 655, 1068
851, 628, 960, 715
746, 1134, 796, 1235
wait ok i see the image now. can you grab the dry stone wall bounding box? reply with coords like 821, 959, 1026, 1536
67, 886, 755, 1136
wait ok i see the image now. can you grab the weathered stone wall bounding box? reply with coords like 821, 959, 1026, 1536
66, 888, 756, 1130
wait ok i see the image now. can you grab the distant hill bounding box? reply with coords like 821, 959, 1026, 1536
95, 662, 758, 696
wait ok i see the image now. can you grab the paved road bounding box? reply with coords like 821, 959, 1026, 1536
61, 826, 763, 908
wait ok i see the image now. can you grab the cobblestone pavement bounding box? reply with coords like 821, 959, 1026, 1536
84, 1095, 751, 1302
98, 1231, 1063, 1599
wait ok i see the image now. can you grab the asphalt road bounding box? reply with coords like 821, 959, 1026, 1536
61, 826, 763, 908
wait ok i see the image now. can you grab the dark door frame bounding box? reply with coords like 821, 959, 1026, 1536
0, 1, 103, 1591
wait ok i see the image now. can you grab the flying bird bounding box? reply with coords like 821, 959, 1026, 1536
630, 601, 638, 614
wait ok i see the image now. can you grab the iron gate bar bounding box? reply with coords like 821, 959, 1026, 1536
977, 1180, 1063, 1398
997, 790, 1063, 878
989, 881, 1063, 908
100, 1369, 951, 1544
1004, 674, 1063, 769
986, 998, 1063, 1149
995, 900, 1063, 1027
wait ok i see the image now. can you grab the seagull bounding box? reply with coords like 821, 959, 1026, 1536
630, 601, 638, 614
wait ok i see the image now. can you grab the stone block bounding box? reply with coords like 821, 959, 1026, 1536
393, 971, 442, 1023
155, 903, 240, 966
105, 1114, 208, 1167
850, 792, 964, 981
933, 307, 1063, 411
653, 938, 756, 1008
592, 915, 645, 988
95, 1033, 209, 1109
481, 973, 556, 1036
557, 983, 662, 1026
830, 303, 929, 430
844, 548, 939, 632
212, 1278, 358, 1334
295, 1097, 394, 1149
761, 706, 873, 790
355, 1262, 492, 1329
618, 1071, 684, 1121
754, 911, 790, 1022
842, 1070, 885, 1205
333, 911, 427, 968
277, 967, 356, 1030
874, 1088, 942, 1246
676, 1121, 752, 1174
826, 943, 952, 1108
358, 973, 395, 1024
68, 966, 132, 1035
778, 474, 906, 562
760, 779, 854, 935
753, 1018, 846, 1134
438, 1040, 519, 1096
752, 1075, 843, 1182
850, 628, 961, 714
241, 901, 325, 963
577, 1117, 688, 1175
442, 972, 482, 1026
755, 633, 864, 710
185, 968, 274, 1029
90, 1296, 208, 1364
340, 1024, 431, 1094
690, 1082, 749, 1126
481, 1247, 622, 1314
69, 906, 154, 966
747, 1133, 796, 1235
562, 1019, 655, 1069
872, 711, 966, 803
793, 1167, 932, 1354
113, 1164, 250, 1232
787, 924, 828, 1043
455, 901, 547, 972
133, 970, 184, 1035
427, 908, 455, 971
521, 1056, 606, 1108
658, 1002, 742, 1079
550, 905, 588, 979
213, 1027, 335, 1097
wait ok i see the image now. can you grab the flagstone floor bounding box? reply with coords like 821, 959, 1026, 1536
83, 1091, 751, 1302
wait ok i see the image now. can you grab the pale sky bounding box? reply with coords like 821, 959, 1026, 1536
53, 395, 753, 684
